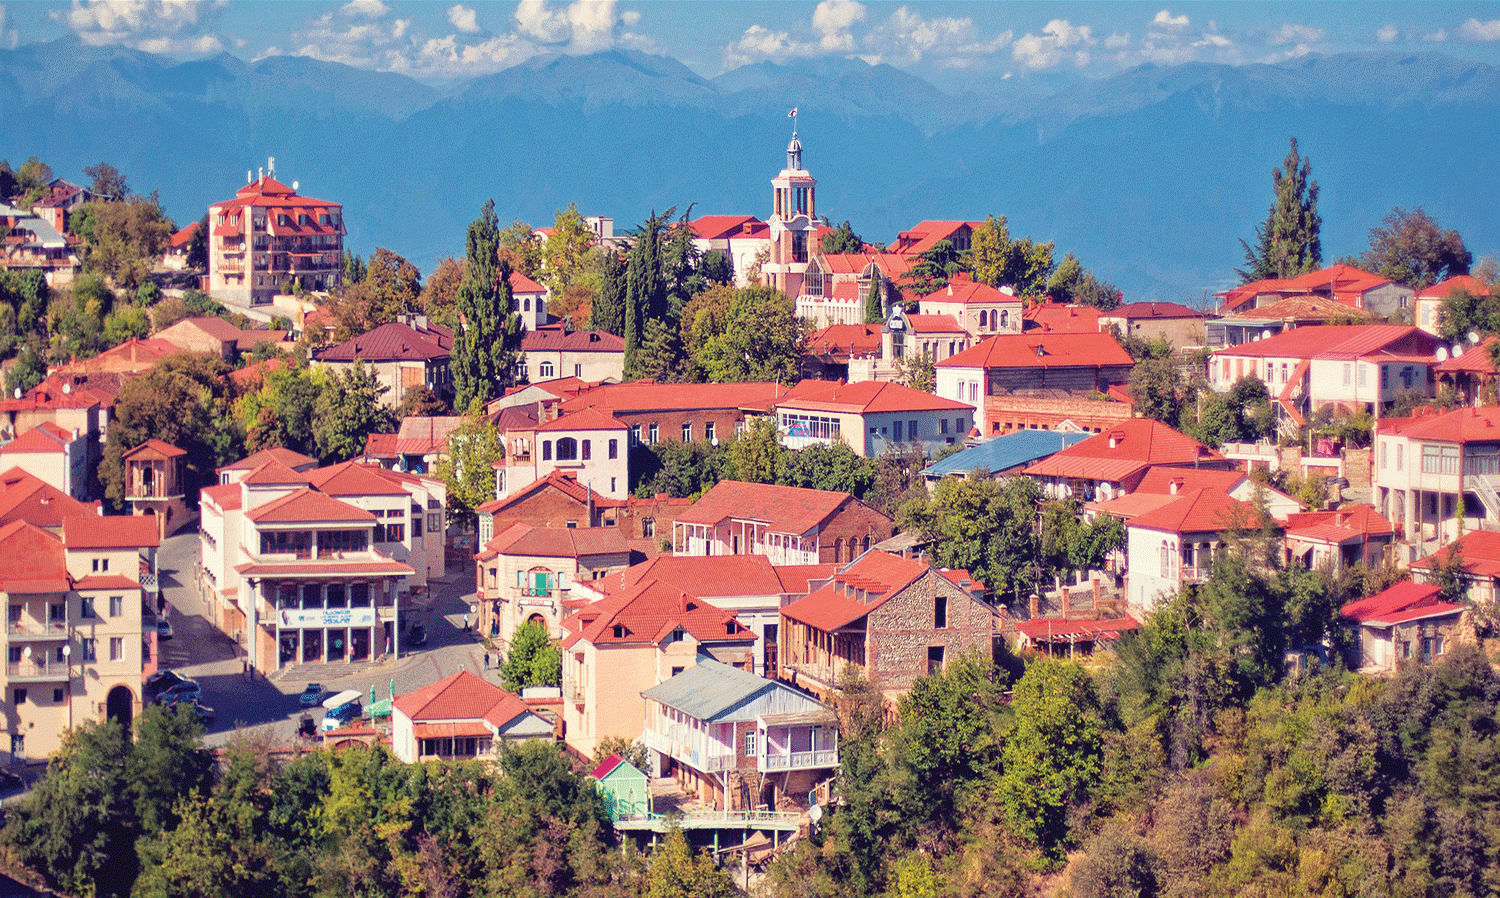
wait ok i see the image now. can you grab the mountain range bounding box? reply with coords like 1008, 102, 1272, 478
2, 37, 1496, 301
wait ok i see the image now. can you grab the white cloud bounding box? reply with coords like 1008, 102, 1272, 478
290, 1, 412, 69
1194, 32, 1231, 48
1012, 19, 1094, 70
52, 0, 228, 53
812, 0, 864, 52
1424, 29, 1448, 42
1377, 24, 1398, 43
862, 6, 1009, 68
343, 0, 388, 19
512, 0, 623, 50
447, 4, 479, 34
1266, 23, 1323, 46
1103, 32, 1129, 50
1459, 18, 1500, 41
1153, 10, 1189, 29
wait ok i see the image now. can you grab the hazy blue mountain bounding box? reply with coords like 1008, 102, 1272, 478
2, 44, 1496, 301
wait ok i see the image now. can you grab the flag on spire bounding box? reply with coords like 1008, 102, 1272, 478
788, 107, 798, 118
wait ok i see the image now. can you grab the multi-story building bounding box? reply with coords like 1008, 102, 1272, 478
494, 406, 629, 502
774, 379, 974, 457
473, 522, 631, 643
0, 423, 88, 500
198, 456, 445, 672
122, 439, 190, 537
688, 216, 771, 288
312, 320, 454, 408
557, 381, 786, 449
915, 277, 1024, 338
207, 171, 344, 305
519, 325, 624, 384
671, 480, 892, 566
1372, 405, 1500, 549
2, 514, 159, 763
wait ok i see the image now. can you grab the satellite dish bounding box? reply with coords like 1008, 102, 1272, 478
469, 603, 478, 614
1471, 331, 1482, 344
62, 382, 71, 394
1261, 329, 1272, 340
12, 388, 19, 399
1436, 347, 1449, 362
61, 645, 71, 658
1453, 344, 1465, 358
22, 646, 30, 659
292, 180, 299, 191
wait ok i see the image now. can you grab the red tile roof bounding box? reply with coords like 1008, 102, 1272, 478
61, 514, 160, 549
533, 407, 628, 433
919, 277, 1017, 306
561, 579, 752, 648
1104, 301, 1205, 320
1211, 325, 1440, 361
778, 379, 972, 414
314, 322, 453, 363
0, 467, 95, 527
0, 520, 68, 592
220, 447, 317, 473
906, 313, 965, 334
689, 215, 769, 240
1134, 466, 1247, 496
122, 439, 186, 460
675, 480, 873, 535
393, 670, 535, 729
594, 554, 791, 600
169, 221, 201, 249
521, 328, 624, 353
362, 433, 399, 460
1127, 489, 1271, 535
560, 381, 786, 415
478, 522, 629, 560
1023, 419, 1224, 482
806, 324, 882, 358
475, 470, 613, 515
201, 482, 241, 511
774, 563, 840, 594
1417, 275, 1489, 301
1215, 295, 1378, 325
244, 488, 374, 524
1434, 337, 1497, 376
1023, 303, 1102, 334
0, 423, 74, 454
72, 573, 142, 590
1386, 405, 1500, 444
1413, 531, 1500, 581
780, 550, 932, 631
1284, 504, 1394, 541
938, 331, 1132, 370
816, 251, 913, 278
890, 221, 984, 257
240, 460, 313, 486
509, 270, 547, 294
304, 461, 409, 497
395, 416, 465, 455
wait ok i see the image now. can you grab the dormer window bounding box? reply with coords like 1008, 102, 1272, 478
612, 624, 626, 639
669, 627, 684, 643
725, 622, 736, 635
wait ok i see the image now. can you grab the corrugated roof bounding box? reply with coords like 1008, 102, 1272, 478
640, 659, 777, 720
479, 522, 629, 560
1387, 405, 1500, 444
778, 378, 972, 413
923, 430, 1089, 478
937, 331, 1132, 370
1015, 615, 1140, 641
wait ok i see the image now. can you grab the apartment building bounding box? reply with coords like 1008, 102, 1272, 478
208, 171, 344, 305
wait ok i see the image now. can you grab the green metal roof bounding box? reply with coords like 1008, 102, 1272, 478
641, 659, 776, 721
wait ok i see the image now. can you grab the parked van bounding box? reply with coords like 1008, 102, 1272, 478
321, 690, 363, 731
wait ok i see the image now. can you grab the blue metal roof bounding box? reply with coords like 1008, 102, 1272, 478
922, 430, 1091, 478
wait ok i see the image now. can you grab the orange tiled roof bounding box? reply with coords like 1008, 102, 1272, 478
780, 550, 931, 631
778, 378, 971, 414
938, 331, 1132, 370
561, 381, 786, 415
304, 461, 410, 497
393, 670, 534, 730
1127, 488, 1271, 535
1024, 419, 1224, 481
561, 579, 752, 649
244, 488, 374, 524
675, 480, 870, 534
61, 514, 160, 549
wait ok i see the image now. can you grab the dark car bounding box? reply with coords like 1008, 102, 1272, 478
155, 681, 201, 706
191, 703, 216, 724
145, 669, 187, 694
299, 684, 324, 707
156, 619, 174, 640
407, 624, 427, 647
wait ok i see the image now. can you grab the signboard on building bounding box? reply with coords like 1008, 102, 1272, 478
279, 607, 377, 628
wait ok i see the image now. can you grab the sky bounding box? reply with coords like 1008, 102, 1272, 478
4, 1, 1500, 88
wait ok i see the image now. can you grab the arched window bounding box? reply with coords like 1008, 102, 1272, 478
999, 310, 1009, 330
556, 437, 578, 461
539, 361, 555, 379
1160, 541, 1171, 578
524, 297, 531, 311
978, 310, 988, 330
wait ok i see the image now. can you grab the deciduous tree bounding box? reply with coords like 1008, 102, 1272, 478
821, 220, 864, 255
1360, 206, 1472, 290
83, 161, 129, 199
693, 285, 807, 385
362, 247, 422, 325
435, 407, 503, 527
312, 361, 395, 463
502, 619, 562, 691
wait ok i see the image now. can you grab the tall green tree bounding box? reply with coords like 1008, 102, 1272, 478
589, 251, 627, 336
693, 285, 808, 385
312, 361, 396, 463
728, 417, 785, 484
821, 220, 864, 255
863, 277, 884, 324
362, 247, 423, 325
969, 214, 1056, 298
624, 208, 673, 374
69, 193, 173, 289
453, 200, 524, 410
643, 829, 737, 898
1238, 137, 1322, 283
436, 406, 504, 527
502, 619, 562, 691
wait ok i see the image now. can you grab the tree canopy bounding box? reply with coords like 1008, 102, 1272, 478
1239, 137, 1322, 283
1360, 206, 1472, 290
453, 200, 524, 410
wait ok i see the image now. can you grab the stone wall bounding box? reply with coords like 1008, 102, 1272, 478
865, 569, 995, 694
983, 393, 1133, 437
820, 499, 895, 564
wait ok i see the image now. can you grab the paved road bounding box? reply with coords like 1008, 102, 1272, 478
155, 532, 491, 748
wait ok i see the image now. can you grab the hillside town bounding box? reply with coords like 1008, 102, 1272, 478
0, 127, 1497, 898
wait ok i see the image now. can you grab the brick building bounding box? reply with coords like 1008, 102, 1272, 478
558, 381, 786, 448
312, 320, 454, 408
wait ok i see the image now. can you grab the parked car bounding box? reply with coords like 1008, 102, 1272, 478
191, 703, 216, 724
145, 669, 186, 694
156, 619, 174, 640
0, 768, 23, 789
407, 624, 427, 647
299, 684, 324, 707
155, 681, 201, 706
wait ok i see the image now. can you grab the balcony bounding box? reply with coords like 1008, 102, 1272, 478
7, 622, 69, 640
7, 661, 70, 681
760, 749, 838, 772
642, 725, 736, 773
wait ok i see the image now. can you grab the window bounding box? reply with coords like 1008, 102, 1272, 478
610, 477, 617, 493
648, 423, 659, 444
413, 515, 423, 538
539, 361, 555, 379
91, 558, 108, 573
384, 523, 405, 542
669, 627, 684, 643
941, 418, 948, 434
49, 603, 64, 622
1421, 444, 1460, 476
13, 689, 25, 705
1381, 366, 1390, 388
682, 422, 692, 442
80, 597, 95, 619
52, 688, 64, 703
1397, 443, 1404, 471
316, 530, 367, 555
1343, 363, 1351, 385
109, 637, 123, 661
935, 594, 948, 629
893, 420, 903, 442
608, 439, 618, 459
8, 605, 19, 625
542, 440, 552, 461
1160, 541, 1172, 578
1358, 365, 1367, 387
429, 513, 443, 533
744, 730, 758, 757
705, 421, 716, 442
80, 638, 96, 663
574, 364, 582, 377
109, 596, 123, 617
630, 425, 641, 446
642, 519, 655, 537
927, 645, 944, 674
612, 624, 626, 638
909, 419, 918, 440
556, 437, 578, 461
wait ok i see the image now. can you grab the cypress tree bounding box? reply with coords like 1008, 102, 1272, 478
863, 277, 884, 324
624, 209, 670, 374
453, 200, 523, 410
1239, 137, 1322, 283
589, 252, 626, 336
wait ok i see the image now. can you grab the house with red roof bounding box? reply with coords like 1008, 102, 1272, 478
506, 269, 551, 331
0, 371, 121, 471
0, 467, 97, 531
1023, 302, 1102, 334
207, 172, 345, 304
1209, 325, 1444, 425
391, 670, 553, 763
890, 220, 985, 257
688, 215, 771, 288
197, 455, 438, 674
558, 380, 786, 449
573, 553, 839, 677
1215, 264, 1413, 318
1014, 615, 1141, 657
0, 198, 78, 288
1340, 581, 1466, 673
672, 480, 891, 566
1283, 504, 1396, 572
1098, 301, 1207, 347
774, 379, 974, 456
475, 470, 620, 545
312, 319, 454, 408
779, 549, 999, 701
802, 323, 883, 381
0, 422, 87, 499
1412, 529, 1500, 609
162, 220, 201, 271
936, 331, 1135, 437
154, 316, 289, 363
915, 275, 1023, 338
520, 324, 624, 383
1373, 405, 1500, 547
1206, 295, 1378, 349
494, 406, 629, 502
1119, 488, 1279, 612
1433, 335, 1497, 405
121, 439, 190, 536
1023, 419, 1231, 502
795, 250, 912, 329
559, 576, 757, 757
1414, 275, 1491, 336
49, 336, 182, 379
473, 521, 632, 643
216, 447, 317, 485
886, 310, 974, 367
1, 511, 159, 762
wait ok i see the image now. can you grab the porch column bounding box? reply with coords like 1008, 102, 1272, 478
1405, 488, 1416, 545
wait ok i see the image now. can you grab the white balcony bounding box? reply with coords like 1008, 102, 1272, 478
760, 749, 838, 772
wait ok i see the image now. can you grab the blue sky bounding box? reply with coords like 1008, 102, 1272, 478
4, 1, 1500, 87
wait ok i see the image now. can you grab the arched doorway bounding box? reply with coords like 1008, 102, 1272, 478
106, 685, 134, 733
